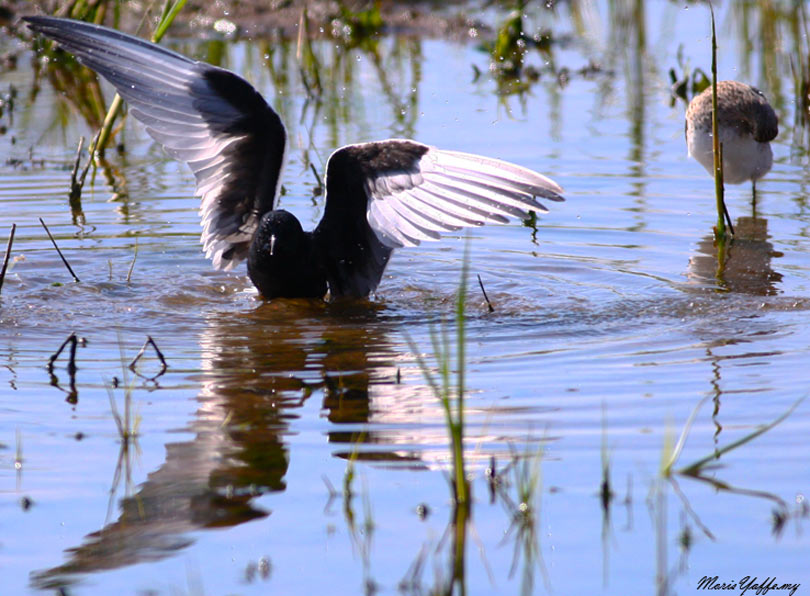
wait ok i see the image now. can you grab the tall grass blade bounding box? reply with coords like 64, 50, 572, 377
662, 395, 710, 475
406, 241, 471, 505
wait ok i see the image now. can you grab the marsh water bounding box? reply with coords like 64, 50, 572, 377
2, 1, 810, 594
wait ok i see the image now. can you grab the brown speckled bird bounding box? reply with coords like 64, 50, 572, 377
685, 80, 778, 188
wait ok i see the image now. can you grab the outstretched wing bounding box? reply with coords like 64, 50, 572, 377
356, 140, 562, 248
25, 16, 286, 270
315, 139, 564, 297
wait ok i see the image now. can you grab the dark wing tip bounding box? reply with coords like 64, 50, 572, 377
24, 15, 96, 33
25, 15, 286, 273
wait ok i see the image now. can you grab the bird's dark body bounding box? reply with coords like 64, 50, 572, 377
315, 143, 428, 297
247, 143, 429, 298
247, 211, 326, 299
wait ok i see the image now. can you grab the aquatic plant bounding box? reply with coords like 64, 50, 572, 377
60, 0, 116, 25
339, 433, 379, 594
496, 442, 549, 596
409, 246, 471, 507
107, 380, 137, 442
401, 247, 477, 596
708, 3, 731, 241
668, 45, 710, 104
492, 0, 530, 78
30, 1, 189, 203
662, 393, 804, 480
68, 135, 92, 208
600, 403, 614, 513
331, 0, 383, 51
296, 7, 323, 101
126, 238, 138, 283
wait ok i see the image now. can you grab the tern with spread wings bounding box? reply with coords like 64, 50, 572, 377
25, 16, 564, 299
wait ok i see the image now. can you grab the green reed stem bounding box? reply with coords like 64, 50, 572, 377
452, 243, 469, 506
662, 395, 710, 476
407, 244, 471, 506
709, 3, 727, 240
152, 0, 188, 41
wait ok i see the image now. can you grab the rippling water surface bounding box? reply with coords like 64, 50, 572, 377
1, 2, 809, 594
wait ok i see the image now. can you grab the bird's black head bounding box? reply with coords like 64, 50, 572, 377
247, 210, 327, 299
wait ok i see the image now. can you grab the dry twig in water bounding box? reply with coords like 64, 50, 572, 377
0, 223, 17, 295
48, 332, 79, 375
47, 332, 80, 402
69, 133, 101, 203
39, 217, 80, 282
477, 274, 495, 313
129, 335, 168, 380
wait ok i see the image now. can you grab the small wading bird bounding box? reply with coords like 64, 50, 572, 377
25, 16, 564, 300
685, 80, 778, 192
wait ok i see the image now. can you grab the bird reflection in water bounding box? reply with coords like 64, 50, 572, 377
32, 298, 503, 589
688, 216, 783, 295
30, 302, 398, 589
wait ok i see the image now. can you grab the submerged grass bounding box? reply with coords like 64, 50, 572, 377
68, 133, 98, 206
339, 434, 378, 594
655, 392, 805, 553
104, 340, 145, 526
491, 0, 530, 78
333, 0, 383, 50
296, 8, 323, 100
678, 397, 804, 477
47, 332, 81, 402
14, 427, 22, 472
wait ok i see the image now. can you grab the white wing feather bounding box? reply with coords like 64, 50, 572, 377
364, 145, 563, 249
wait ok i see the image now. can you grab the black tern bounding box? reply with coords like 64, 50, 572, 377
26, 16, 564, 299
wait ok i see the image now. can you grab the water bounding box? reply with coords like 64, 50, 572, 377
1, 1, 809, 594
